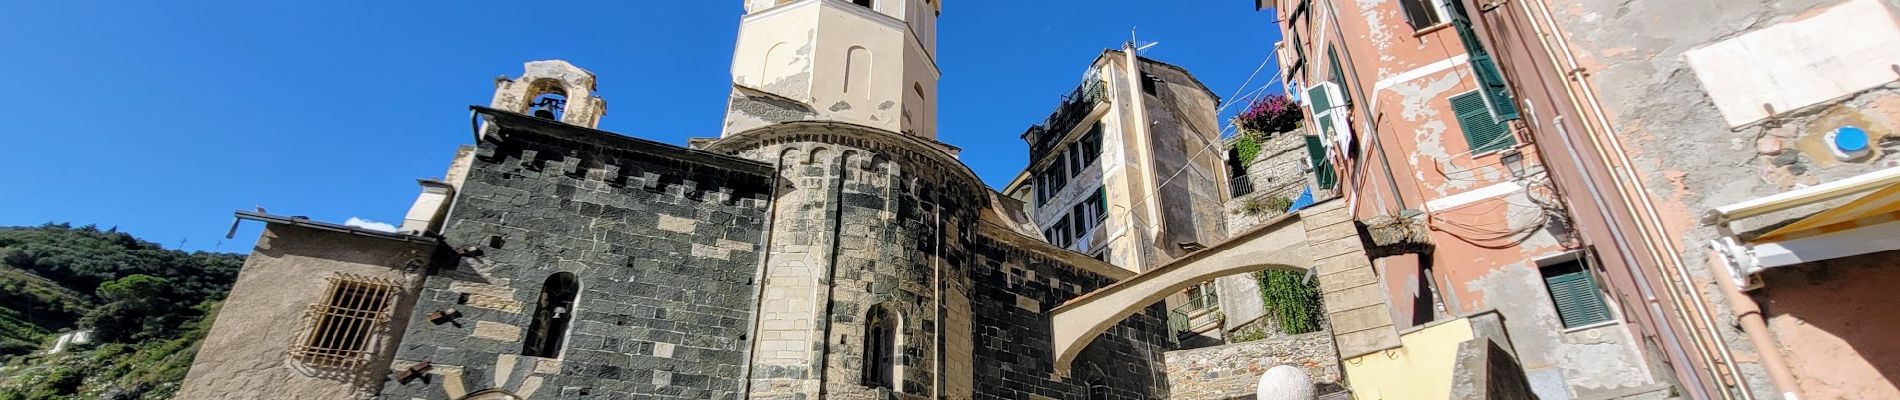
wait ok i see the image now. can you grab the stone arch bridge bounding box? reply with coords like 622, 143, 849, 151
1048, 199, 1403, 372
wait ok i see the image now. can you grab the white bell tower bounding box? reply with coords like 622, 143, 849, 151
723, 0, 943, 140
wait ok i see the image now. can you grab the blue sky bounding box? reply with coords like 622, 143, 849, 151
0, 1, 1282, 253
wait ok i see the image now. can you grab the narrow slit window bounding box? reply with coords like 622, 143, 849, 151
288, 273, 400, 369
863, 306, 898, 390
522, 272, 580, 358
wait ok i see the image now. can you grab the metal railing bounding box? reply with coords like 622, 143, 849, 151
1024, 79, 1110, 162
1168, 292, 1222, 334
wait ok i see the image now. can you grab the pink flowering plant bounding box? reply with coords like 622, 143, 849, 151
1234, 94, 1303, 135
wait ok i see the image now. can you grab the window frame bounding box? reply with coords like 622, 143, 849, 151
1397, 0, 1449, 31
1536, 252, 1617, 330
288, 273, 400, 369
862, 306, 899, 389
1448, 90, 1517, 155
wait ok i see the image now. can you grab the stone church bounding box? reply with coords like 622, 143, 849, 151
178, 1, 1202, 399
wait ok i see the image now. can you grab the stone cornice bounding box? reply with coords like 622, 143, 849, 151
705, 121, 988, 203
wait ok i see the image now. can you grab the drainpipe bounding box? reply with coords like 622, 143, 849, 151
813, 152, 851, 398
1516, 0, 1747, 398
930, 199, 944, 399
1319, 0, 1410, 212
738, 152, 789, 396
1706, 249, 1802, 400
1552, 117, 1713, 400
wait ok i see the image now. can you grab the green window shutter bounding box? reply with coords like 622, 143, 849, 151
1543, 263, 1613, 328
1470, 54, 1520, 122
1452, 92, 1515, 153
1325, 47, 1351, 105
1306, 85, 1332, 114
1304, 135, 1336, 189
1449, 0, 1519, 123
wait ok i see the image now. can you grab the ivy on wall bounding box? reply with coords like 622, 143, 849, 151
1257, 270, 1323, 335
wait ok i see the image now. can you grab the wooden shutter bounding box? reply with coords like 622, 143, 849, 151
1452, 92, 1515, 153
1306, 84, 1332, 114
1543, 263, 1613, 328
1449, 0, 1520, 122
1305, 135, 1336, 189
1470, 54, 1521, 122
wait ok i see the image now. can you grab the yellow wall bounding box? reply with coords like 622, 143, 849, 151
1340, 318, 1475, 400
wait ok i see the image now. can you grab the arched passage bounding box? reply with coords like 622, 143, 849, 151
1049, 215, 1314, 372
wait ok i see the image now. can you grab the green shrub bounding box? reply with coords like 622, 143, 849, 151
1258, 270, 1323, 335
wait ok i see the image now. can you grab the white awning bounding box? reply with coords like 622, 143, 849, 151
1709, 167, 1900, 279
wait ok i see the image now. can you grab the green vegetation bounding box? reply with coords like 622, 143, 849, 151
1258, 270, 1323, 335
1235, 195, 1294, 217
1233, 132, 1264, 165
0, 224, 242, 399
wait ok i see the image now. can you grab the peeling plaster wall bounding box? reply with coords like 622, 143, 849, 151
1542, 0, 1900, 396
1283, 0, 1671, 397
1465, 260, 1652, 399
179, 225, 434, 400
724, 0, 939, 140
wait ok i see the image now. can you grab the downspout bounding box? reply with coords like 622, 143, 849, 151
1552, 117, 1713, 400
1517, 0, 1747, 397
1320, 0, 1410, 211
931, 200, 944, 399
1706, 249, 1802, 400
738, 152, 788, 396
813, 152, 851, 398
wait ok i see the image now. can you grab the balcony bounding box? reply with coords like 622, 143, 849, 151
1022, 79, 1109, 163
1167, 291, 1222, 336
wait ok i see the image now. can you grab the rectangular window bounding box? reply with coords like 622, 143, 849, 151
1325, 46, 1351, 106
1286, 29, 1307, 76
1141, 72, 1159, 95
1067, 144, 1086, 178
1088, 188, 1107, 224
1071, 202, 1089, 238
1541, 256, 1614, 328
289, 273, 400, 369
1398, 0, 1444, 30
1080, 122, 1103, 166
1047, 162, 1068, 197
1451, 91, 1516, 154
1048, 219, 1073, 248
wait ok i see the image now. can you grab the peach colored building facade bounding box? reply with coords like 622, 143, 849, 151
1262, 0, 1682, 398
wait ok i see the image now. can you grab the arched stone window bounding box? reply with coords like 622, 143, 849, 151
522, 272, 578, 358
862, 305, 898, 389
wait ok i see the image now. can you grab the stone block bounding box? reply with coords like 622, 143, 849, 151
472, 321, 524, 342
1320, 283, 1385, 314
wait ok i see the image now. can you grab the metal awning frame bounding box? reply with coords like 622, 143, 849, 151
1707, 166, 1900, 289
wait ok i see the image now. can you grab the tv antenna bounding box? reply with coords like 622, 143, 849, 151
1129, 27, 1161, 53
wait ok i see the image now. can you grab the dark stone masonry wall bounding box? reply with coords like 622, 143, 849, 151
380, 122, 774, 400
970, 237, 1173, 400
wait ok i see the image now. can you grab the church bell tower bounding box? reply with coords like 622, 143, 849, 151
723, 0, 942, 140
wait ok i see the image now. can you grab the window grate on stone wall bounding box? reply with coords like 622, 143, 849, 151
287, 273, 401, 369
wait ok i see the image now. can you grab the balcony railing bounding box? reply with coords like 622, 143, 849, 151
1023, 79, 1109, 163
1167, 292, 1222, 334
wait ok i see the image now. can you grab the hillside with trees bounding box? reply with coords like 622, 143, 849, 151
0, 224, 243, 399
